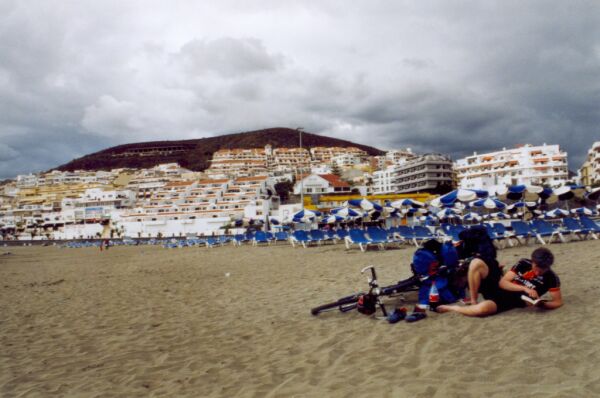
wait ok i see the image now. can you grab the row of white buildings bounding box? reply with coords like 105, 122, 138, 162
1, 140, 598, 241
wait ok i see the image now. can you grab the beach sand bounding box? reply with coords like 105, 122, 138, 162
1, 239, 600, 397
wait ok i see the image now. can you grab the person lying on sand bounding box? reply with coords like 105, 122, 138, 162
438, 247, 563, 316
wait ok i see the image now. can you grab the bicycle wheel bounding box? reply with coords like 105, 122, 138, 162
310, 294, 361, 315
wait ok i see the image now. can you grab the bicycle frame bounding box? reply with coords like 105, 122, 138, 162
310, 265, 421, 317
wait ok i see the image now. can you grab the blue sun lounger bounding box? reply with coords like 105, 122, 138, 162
291, 230, 313, 248
579, 216, 600, 238
307, 230, 325, 245
324, 230, 338, 243
493, 223, 516, 246
395, 226, 416, 244
233, 234, 250, 246
274, 231, 290, 244
345, 228, 383, 252
484, 223, 510, 248
335, 229, 349, 241
412, 226, 437, 246
253, 231, 272, 246
510, 221, 535, 245
562, 217, 594, 240
529, 219, 567, 244
205, 237, 220, 248
366, 226, 400, 248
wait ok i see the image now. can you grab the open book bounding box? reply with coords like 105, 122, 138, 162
521, 295, 545, 306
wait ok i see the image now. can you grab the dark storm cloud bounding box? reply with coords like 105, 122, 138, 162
0, 1, 599, 178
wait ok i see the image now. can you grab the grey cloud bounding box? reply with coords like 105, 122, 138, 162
1, 1, 600, 179
0, 144, 18, 161
81, 96, 143, 138
178, 37, 284, 78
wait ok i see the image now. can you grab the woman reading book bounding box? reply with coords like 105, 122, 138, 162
438, 247, 563, 316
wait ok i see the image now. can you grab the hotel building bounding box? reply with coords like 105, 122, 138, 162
455, 144, 569, 190
309, 147, 368, 165
371, 154, 453, 194
579, 141, 600, 186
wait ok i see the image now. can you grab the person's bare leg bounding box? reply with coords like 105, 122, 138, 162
437, 300, 497, 317
467, 258, 489, 304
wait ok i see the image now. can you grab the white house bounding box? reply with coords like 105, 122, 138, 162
293, 174, 351, 195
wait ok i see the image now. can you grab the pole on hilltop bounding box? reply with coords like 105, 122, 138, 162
297, 127, 304, 211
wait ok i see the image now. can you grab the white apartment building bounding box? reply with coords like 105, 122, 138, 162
371, 154, 453, 194
118, 176, 279, 238
16, 173, 38, 188
455, 144, 569, 190
580, 141, 600, 186
385, 149, 416, 164
207, 148, 270, 178
206, 145, 367, 180
272, 147, 311, 174
310, 147, 368, 164
331, 153, 363, 168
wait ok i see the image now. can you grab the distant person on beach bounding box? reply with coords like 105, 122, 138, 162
100, 239, 109, 251
438, 247, 563, 316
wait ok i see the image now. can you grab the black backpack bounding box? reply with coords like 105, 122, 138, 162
457, 225, 498, 267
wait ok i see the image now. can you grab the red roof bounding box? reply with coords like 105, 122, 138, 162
318, 174, 350, 188
235, 176, 268, 182
198, 179, 229, 185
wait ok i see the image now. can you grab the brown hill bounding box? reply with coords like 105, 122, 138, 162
56, 127, 384, 172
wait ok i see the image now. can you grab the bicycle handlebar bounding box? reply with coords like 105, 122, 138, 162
361, 265, 378, 287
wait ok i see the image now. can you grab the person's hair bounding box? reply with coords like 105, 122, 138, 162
531, 247, 554, 269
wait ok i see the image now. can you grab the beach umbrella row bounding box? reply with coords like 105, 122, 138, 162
430, 189, 488, 208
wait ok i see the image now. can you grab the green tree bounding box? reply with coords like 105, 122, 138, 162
275, 180, 294, 203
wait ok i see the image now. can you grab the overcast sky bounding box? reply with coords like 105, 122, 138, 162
1, 1, 599, 179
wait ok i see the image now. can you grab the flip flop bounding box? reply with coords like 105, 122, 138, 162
405, 312, 427, 323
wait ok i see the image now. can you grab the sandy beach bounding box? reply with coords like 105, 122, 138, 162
1, 239, 600, 397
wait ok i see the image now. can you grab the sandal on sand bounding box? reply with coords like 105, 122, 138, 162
460, 298, 474, 305
387, 308, 407, 324
405, 312, 427, 323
